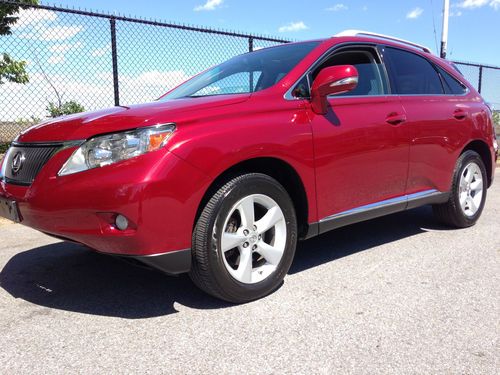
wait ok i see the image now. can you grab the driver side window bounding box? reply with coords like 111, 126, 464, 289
292, 47, 388, 98
313, 48, 388, 97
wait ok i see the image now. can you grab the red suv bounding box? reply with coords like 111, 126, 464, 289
0, 31, 497, 302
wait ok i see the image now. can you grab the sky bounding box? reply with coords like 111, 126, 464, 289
1, 0, 499, 121
52, 0, 500, 65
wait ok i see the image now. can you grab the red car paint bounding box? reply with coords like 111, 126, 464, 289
0, 35, 496, 262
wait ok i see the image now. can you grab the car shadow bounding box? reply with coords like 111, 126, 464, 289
290, 205, 452, 274
0, 206, 453, 319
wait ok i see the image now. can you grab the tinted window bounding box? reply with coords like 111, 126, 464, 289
163, 41, 320, 99
309, 48, 388, 97
436, 66, 467, 95
193, 72, 262, 96
385, 47, 444, 95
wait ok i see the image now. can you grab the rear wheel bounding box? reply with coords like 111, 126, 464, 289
189, 173, 297, 303
433, 150, 487, 228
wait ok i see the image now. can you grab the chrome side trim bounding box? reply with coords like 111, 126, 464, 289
406, 189, 441, 202
12, 140, 84, 149
331, 76, 359, 87
284, 42, 471, 101
319, 189, 438, 223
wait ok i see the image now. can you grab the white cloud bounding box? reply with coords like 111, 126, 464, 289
0, 70, 192, 121
458, 0, 489, 8
16, 22, 83, 41
278, 21, 308, 33
47, 42, 83, 64
47, 55, 65, 64
49, 42, 83, 54
450, 10, 463, 16
11, 8, 57, 28
457, 0, 500, 9
12, 7, 83, 41
121, 70, 190, 88
39, 25, 83, 41
489, 0, 500, 9
91, 43, 111, 57
326, 3, 348, 11
406, 7, 424, 19
194, 0, 224, 11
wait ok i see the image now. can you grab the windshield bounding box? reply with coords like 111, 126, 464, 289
161, 41, 320, 99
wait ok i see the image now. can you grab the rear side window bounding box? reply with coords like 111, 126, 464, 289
385, 47, 443, 95
436, 66, 468, 95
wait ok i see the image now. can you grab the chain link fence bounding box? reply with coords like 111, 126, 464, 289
0, 1, 499, 144
0, 1, 287, 142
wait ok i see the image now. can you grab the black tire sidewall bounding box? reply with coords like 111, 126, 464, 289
206, 175, 297, 302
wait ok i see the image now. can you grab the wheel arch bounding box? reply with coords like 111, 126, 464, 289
194, 157, 311, 238
460, 139, 493, 187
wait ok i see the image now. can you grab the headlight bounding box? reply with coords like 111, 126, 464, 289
58, 123, 175, 176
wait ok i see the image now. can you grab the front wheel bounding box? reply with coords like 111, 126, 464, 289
189, 173, 297, 303
433, 150, 487, 228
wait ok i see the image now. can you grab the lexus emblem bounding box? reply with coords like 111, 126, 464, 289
11, 152, 25, 175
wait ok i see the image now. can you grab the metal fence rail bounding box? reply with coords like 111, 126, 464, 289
0, 0, 499, 143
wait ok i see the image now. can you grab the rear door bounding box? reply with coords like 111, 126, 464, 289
306, 45, 410, 225
383, 46, 474, 195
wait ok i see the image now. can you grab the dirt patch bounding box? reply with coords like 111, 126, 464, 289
0, 217, 14, 227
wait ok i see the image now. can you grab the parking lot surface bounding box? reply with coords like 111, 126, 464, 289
0, 170, 499, 374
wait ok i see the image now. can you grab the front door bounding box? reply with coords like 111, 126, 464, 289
306, 46, 410, 229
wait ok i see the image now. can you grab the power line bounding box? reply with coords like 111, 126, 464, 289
430, 0, 440, 54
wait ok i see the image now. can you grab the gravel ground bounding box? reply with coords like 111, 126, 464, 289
0, 171, 499, 374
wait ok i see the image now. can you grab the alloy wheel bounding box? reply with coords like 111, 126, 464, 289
458, 162, 484, 217
220, 194, 287, 284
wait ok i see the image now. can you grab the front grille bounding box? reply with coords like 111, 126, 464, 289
3, 145, 61, 186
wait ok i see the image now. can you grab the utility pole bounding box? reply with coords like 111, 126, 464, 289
440, 0, 450, 58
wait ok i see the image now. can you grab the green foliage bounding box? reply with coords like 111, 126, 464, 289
493, 111, 499, 126
0, 53, 29, 84
0, 0, 38, 84
47, 101, 85, 118
0, 143, 9, 154
15, 116, 41, 126
0, 0, 38, 36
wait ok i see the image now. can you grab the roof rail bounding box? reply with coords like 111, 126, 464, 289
335, 30, 432, 54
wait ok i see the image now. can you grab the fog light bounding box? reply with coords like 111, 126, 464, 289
115, 215, 129, 231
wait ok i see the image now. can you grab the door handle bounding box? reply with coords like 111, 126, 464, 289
386, 112, 407, 126
453, 109, 468, 120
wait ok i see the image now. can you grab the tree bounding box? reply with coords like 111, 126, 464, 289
493, 111, 499, 126
47, 101, 85, 118
0, 0, 38, 84
493, 111, 500, 137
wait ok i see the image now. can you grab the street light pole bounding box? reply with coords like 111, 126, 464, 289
440, 0, 450, 58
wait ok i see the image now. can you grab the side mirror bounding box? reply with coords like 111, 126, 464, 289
310, 65, 359, 114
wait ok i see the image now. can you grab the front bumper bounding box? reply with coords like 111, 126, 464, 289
131, 249, 192, 275
0, 146, 210, 272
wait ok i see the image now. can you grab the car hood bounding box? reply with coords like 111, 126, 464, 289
17, 94, 251, 143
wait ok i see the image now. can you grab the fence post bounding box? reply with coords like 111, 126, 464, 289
478, 65, 483, 94
110, 17, 120, 106
248, 37, 254, 91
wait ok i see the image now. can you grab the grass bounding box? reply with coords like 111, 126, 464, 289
0, 143, 9, 154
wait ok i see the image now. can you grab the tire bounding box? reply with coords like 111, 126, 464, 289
433, 150, 487, 228
189, 173, 297, 303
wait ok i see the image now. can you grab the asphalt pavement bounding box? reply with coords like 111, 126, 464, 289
0, 170, 499, 374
